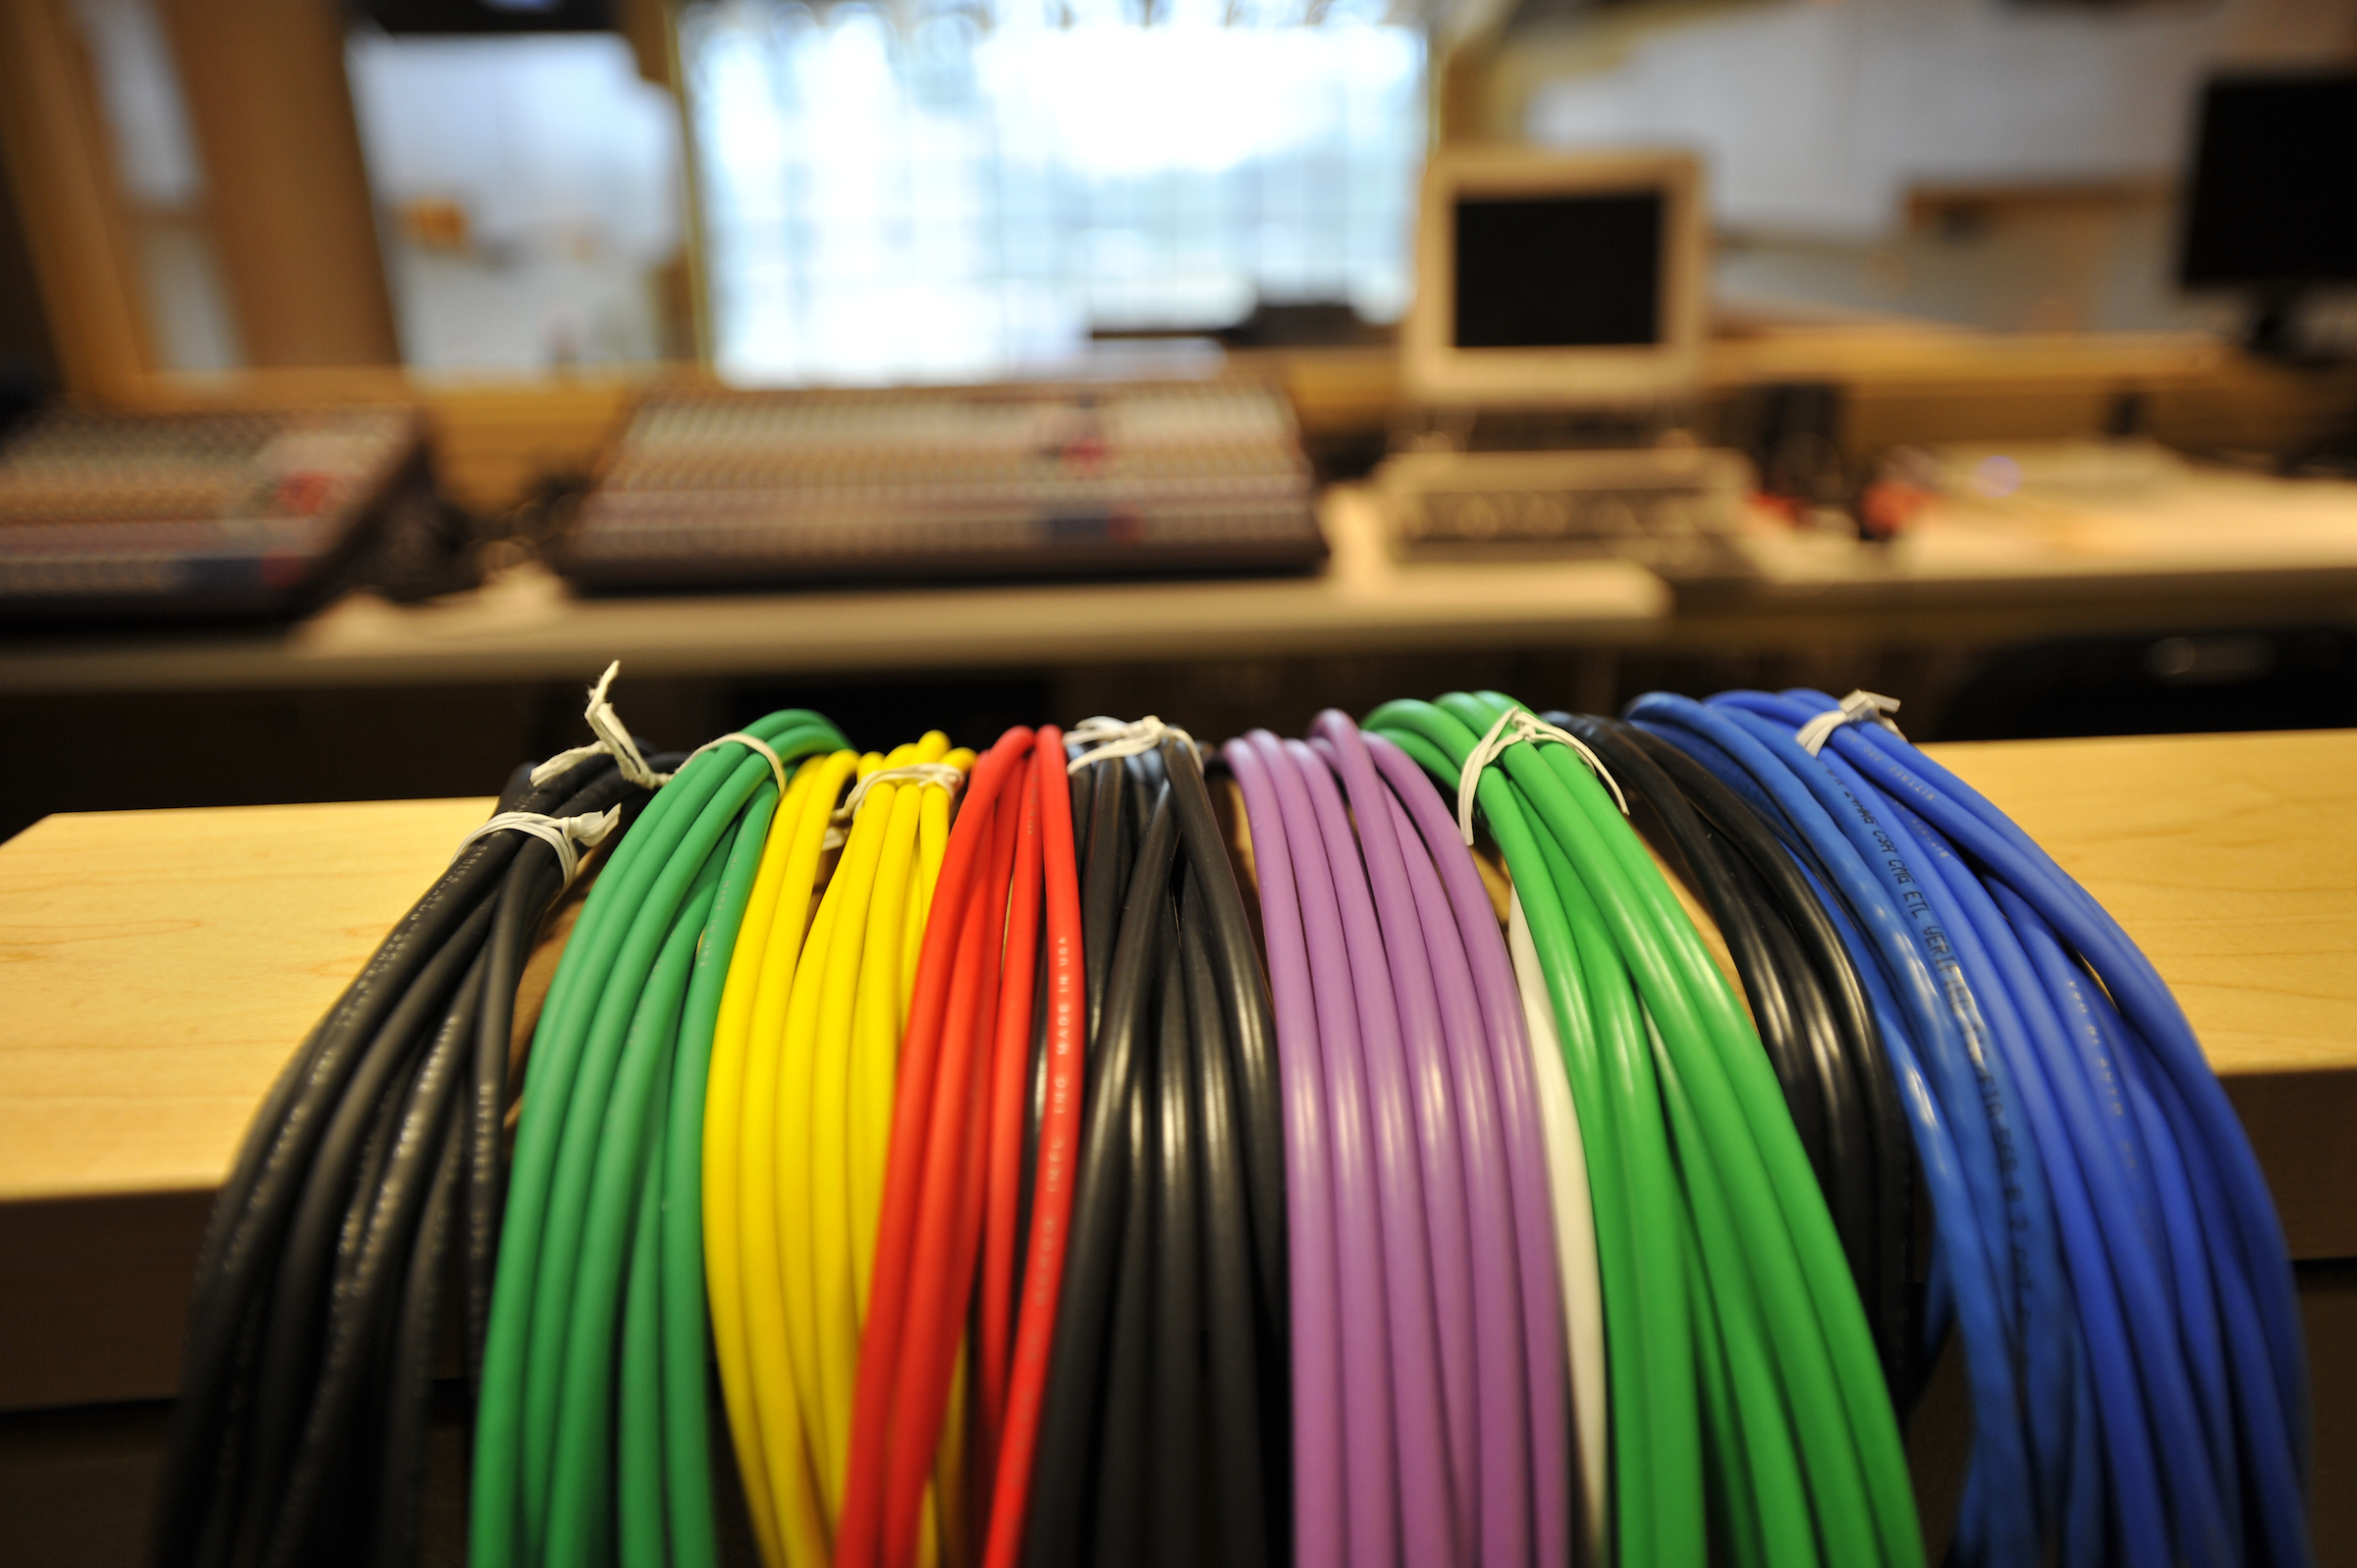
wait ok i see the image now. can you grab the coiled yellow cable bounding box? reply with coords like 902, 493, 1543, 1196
776, 751, 871, 1532
704, 736, 974, 1568
705, 755, 836, 1568
851, 735, 955, 1310
744, 749, 861, 1564
806, 748, 912, 1505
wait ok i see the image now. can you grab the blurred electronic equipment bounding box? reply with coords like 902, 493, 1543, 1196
1402, 146, 1709, 407
1373, 445, 1753, 577
0, 406, 427, 622
559, 380, 1325, 592
2179, 72, 2357, 357
1385, 147, 1751, 574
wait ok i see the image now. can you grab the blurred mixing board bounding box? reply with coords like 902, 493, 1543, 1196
560, 381, 1325, 591
0, 406, 424, 622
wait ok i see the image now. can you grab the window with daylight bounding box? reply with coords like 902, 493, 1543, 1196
679, 0, 1427, 385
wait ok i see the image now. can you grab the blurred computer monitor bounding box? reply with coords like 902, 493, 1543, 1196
1403, 147, 1707, 406
2179, 72, 2357, 355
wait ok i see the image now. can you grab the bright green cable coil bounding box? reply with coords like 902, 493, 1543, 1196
473, 711, 846, 1568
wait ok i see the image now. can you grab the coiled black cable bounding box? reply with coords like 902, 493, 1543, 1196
1024, 779, 1178, 1568
1619, 721, 1919, 1405
1020, 730, 1288, 1568
1556, 711, 1920, 1406
149, 748, 649, 1568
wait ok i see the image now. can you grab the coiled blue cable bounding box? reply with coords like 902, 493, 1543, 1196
1751, 687, 2313, 1568
1801, 692, 2306, 1451
1624, 694, 2045, 1566
1704, 702, 2085, 1551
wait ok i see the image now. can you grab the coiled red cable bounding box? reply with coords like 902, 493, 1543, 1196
878, 751, 1029, 1568
981, 746, 1050, 1468
836, 728, 1033, 1568
982, 728, 1084, 1568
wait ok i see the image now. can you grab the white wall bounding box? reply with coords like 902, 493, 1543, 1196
1524, 0, 2357, 239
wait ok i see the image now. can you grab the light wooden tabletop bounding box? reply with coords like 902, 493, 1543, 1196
1, 728, 2352, 1408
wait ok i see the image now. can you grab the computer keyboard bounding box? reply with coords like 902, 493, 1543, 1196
560, 381, 1326, 592
1374, 446, 1754, 572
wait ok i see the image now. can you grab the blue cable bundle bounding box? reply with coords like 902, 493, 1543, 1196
1624, 687, 2309, 1568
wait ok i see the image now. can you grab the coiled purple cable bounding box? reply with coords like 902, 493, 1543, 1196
1311, 722, 1481, 1527
1219, 737, 1345, 1568
1366, 730, 1571, 1568
1286, 734, 1458, 1568
1245, 730, 1400, 1568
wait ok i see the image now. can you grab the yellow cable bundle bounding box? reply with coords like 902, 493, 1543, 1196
708, 749, 856, 1567
703, 736, 972, 1568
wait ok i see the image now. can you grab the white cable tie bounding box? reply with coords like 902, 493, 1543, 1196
455, 806, 622, 889
822, 763, 965, 850
1456, 706, 1628, 845
1793, 689, 1904, 756
675, 731, 788, 796
529, 661, 672, 790
1066, 715, 1199, 774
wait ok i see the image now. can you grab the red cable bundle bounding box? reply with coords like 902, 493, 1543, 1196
979, 742, 1048, 1457
837, 728, 1029, 1568
838, 726, 1085, 1568
981, 730, 1084, 1568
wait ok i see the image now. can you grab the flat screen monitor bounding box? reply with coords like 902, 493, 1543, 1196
2180, 73, 2357, 291
1405, 148, 1706, 406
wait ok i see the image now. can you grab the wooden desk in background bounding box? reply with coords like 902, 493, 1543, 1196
8, 469, 2357, 700
4, 728, 2356, 1560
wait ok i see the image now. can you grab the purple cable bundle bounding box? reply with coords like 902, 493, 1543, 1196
1225, 715, 1568, 1568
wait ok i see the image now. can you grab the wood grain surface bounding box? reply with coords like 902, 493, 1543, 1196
1929, 729, 2357, 1262
0, 796, 499, 1204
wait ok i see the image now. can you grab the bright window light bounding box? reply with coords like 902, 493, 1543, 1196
680, 0, 1425, 385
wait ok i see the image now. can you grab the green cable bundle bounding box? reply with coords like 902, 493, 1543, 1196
1364, 692, 1921, 1568
471, 706, 849, 1568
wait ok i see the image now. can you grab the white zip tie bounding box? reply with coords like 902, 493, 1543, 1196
1794, 690, 1904, 756
1456, 706, 1627, 845
454, 806, 622, 889
529, 661, 671, 789
1066, 715, 1198, 774
822, 763, 965, 850
674, 731, 788, 796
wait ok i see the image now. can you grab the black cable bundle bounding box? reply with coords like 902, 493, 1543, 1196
1549, 711, 1923, 1406
1022, 731, 1288, 1568
147, 747, 654, 1568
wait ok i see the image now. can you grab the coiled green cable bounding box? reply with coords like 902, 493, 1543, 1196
473, 709, 847, 1568
1473, 687, 1900, 1567
1367, 692, 1924, 1568
1499, 689, 1919, 1566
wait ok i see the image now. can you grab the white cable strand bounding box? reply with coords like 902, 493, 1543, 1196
1455, 707, 1627, 845
1507, 891, 1608, 1558
454, 807, 622, 890
1065, 714, 1199, 773
1794, 689, 1904, 756
529, 661, 672, 789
